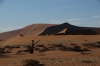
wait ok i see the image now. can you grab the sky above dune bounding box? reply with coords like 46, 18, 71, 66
0, 0, 100, 33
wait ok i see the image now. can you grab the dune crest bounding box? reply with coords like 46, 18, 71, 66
0, 22, 100, 40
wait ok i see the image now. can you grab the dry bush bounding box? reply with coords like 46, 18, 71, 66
0, 48, 5, 54
36, 44, 44, 47
81, 48, 91, 54
4, 50, 11, 53
21, 59, 44, 66
4, 45, 13, 50
39, 46, 49, 52
11, 45, 20, 48
72, 45, 82, 52
82, 60, 96, 63
59, 46, 68, 51
16, 50, 22, 55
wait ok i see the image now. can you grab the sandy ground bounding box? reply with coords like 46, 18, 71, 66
0, 35, 100, 66
0, 48, 100, 66
1, 35, 100, 46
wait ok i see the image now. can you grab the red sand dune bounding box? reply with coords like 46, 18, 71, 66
0, 24, 55, 40
0, 22, 100, 41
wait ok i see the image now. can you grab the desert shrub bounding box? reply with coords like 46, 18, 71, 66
11, 45, 20, 48
21, 59, 44, 66
4, 45, 13, 50
96, 41, 100, 44
39, 47, 49, 52
4, 45, 11, 48
16, 50, 22, 55
0, 48, 5, 54
84, 40, 88, 41
5, 50, 11, 53
95, 41, 100, 47
48, 46, 55, 50
34, 47, 40, 51
70, 43, 76, 45
53, 44, 63, 47
72, 45, 82, 52
23, 45, 32, 52
81, 48, 91, 54
82, 60, 95, 63
36, 44, 44, 47
59, 46, 68, 51
23, 49, 30, 52
83, 43, 95, 47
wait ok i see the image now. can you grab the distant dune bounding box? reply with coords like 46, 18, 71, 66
0, 24, 55, 40
0, 22, 100, 40
39, 22, 100, 35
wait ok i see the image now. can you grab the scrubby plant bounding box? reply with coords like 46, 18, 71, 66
21, 59, 44, 66
59, 46, 68, 51
36, 44, 44, 47
4, 45, 11, 48
70, 43, 76, 45
16, 50, 22, 55
82, 60, 95, 63
11, 45, 20, 48
81, 48, 91, 54
34, 47, 40, 51
96, 41, 100, 44
4, 45, 13, 50
0, 48, 5, 54
5, 50, 11, 53
83, 43, 95, 47
39, 46, 49, 52
72, 45, 82, 52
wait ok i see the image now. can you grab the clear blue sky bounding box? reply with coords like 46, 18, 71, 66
0, 0, 100, 33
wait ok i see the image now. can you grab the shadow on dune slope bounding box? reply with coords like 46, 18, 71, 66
39, 22, 99, 35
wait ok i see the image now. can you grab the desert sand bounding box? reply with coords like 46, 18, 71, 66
0, 23, 100, 66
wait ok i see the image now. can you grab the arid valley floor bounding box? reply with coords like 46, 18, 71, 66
0, 23, 100, 66
0, 35, 100, 66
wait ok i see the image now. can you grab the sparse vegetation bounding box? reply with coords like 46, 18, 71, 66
81, 48, 91, 54
72, 45, 82, 52
21, 59, 44, 66
0, 48, 5, 54
82, 60, 96, 63
39, 46, 49, 52
59, 46, 68, 51
16, 50, 22, 55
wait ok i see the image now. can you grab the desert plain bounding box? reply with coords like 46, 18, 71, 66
0, 23, 100, 66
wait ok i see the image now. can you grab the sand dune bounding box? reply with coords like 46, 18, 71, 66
0, 24, 55, 40
39, 22, 100, 35
1, 35, 100, 46
0, 22, 100, 41
1, 23, 100, 66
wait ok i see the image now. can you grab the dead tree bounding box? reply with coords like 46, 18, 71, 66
29, 40, 40, 54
